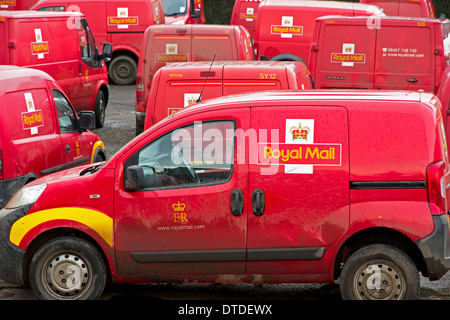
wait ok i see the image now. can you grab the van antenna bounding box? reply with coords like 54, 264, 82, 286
196, 54, 216, 103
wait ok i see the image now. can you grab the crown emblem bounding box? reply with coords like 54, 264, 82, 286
173, 202, 186, 211
290, 123, 309, 140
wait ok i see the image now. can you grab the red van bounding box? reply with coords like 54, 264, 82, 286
163, 0, 205, 24
360, 0, 435, 18
253, 0, 384, 63
32, 0, 165, 85
141, 60, 314, 133
0, 90, 449, 300
230, 0, 263, 39
0, 66, 106, 209
136, 24, 255, 131
308, 16, 449, 94
0, 11, 111, 128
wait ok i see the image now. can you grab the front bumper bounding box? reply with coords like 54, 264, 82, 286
417, 214, 450, 280
0, 205, 32, 285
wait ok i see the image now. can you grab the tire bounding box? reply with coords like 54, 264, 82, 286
108, 55, 137, 85
94, 90, 106, 128
339, 244, 419, 300
29, 237, 107, 300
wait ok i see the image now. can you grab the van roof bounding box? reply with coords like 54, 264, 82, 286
0, 66, 53, 94
261, 0, 381, 11
148, 24, 243, 33
174, 90, 433, 115
160, 60, 306, 70
0, 10, 83, 18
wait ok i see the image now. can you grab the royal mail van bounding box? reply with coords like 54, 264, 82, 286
253, 0, 384, 63
0, 11, 112, 128
140, 60, 314, 133
308, 16, 450, 94
230, 0, 263, 39
163, 0, 205, 24
0, 89, 449, 300
32, 0, 165, 85
136, 24, 255, 128
0, 66, 106, 209
360, 0, 435, 18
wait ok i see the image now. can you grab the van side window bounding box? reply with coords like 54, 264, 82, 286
52, 90, 78, 133
128, 121, 235, 189
36, 6, 65, 12
77, 19, 100, 68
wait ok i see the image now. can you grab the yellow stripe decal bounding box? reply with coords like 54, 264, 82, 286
10, 208, 113, 247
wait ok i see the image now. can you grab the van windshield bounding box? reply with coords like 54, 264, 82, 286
163, 0, 188, 16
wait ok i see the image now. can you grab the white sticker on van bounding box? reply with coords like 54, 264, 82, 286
31, 29, 49, 59
271, 16, 303, 38
184, 93, 201, 108
285, 119, 314, 174
108, 7, 139, 29
22, 93, 43, 135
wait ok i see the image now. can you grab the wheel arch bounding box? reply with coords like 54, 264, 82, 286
21, 228, 113, 286
333, 227, 427, 280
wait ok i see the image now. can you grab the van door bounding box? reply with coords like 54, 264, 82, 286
314, 23, 376, 89
114, 108, 250, 276
191, 25, 235, 61
50, 87, 92, 168
374, 23, 434, 92
246, 105, 349, 275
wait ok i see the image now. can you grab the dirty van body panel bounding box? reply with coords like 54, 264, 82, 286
114, 108, 251, 277
247, 105, 349, 275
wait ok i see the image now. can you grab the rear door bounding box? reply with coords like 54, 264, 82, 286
191, 25, 236, 61
246, 104, 349, 275
314, 21, 376, 89
374, 22, 435, 92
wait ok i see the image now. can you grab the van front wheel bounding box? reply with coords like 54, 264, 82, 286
29, 237, 107, 300
109, 55, 137, 85
339, 244, 419, 300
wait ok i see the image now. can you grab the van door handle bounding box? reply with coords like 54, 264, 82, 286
230, 189, 244, 216
252, 189, 265, 216
407, 78, 418, 83
65, 144, 70, 154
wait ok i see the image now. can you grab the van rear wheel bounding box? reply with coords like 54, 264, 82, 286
94, 90, 106, 128
29, 237, 107, 300
339, 244, 419, 300
109, 55, 137, 85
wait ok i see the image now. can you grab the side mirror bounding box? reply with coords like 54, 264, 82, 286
102, 43, 113, 63
79, 111, 96, 130
125, 165, 157, 191
191, 8, 201, 19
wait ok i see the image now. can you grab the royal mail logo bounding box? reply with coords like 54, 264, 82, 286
108, 7, 138, 28
108, 16, 138, 25
32, 29, 48, 59
155, 54, 189, 63
271, 25, 303, 36
259, 143, 342, 167
241, 7, 257, 20
31, 42, 49, 55
0, 0, 15, 6
290, 123, 310, 140
331, 43, 366, 67
173, 201, 188, 223
22, 110, 44, 130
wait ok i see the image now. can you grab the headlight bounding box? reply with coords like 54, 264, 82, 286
5, 184, 47, 209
